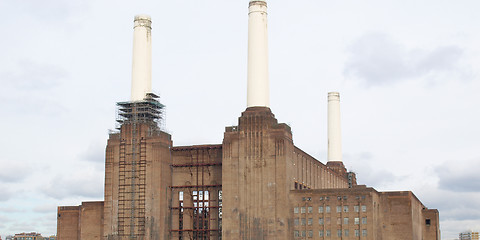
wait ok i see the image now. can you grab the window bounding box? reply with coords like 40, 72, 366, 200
320, 197, 324, 201
343, 206, 349, 212
344, 229, 349, 236
308, 230, 313, 238
308, 206, 313, 213
294, 218, 299, 226
326, 230, 331, 237
337, 196, 342, 200
301, 231, 306, 237
294, 207, 299, 214
337, 229, 342, 237
326, 206, 331, 213
336, 206, 342, 212
361, 195, 366, 200
354, 205, 359, 212
355, 229, 360, 236
319, 230, 324, 237
318, 206, 324, 213
308, 218, 313, 226
301, 218, 306, 225
343, 196, 348, 200
294, 230, 299, 237
301, 207, 306, 213
319, 218, 324, 225
426, 219, 431, 226
362, 217, 367, 224
362, 229, 367, 236
361, 205, 367, 212
336, 218, 341, 225
344, 217, 349, 225
354, 217, 360, 225
326, 196, 330, 201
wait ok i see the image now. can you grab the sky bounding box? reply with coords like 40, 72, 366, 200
0, 0, 479, 239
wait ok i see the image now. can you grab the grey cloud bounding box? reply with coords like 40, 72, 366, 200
81, 143, 106, 164
344, 32, 464, 86
33, 204, 58, 214
344, 152, 404, 187
41, 171, 103, 200
6, 0, 88, 23
0, 60, 66, 91
0, 207, 26, 214
435, 158, 480, 192
0, 161, 33, 183
0, 95, 68, 118
421, 189, 480, 221
0, 189, 12, 202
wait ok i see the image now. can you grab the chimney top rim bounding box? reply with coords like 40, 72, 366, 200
134, 14, 151, 21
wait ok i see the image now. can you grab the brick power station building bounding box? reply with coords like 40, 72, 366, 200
57, 1, 440, 239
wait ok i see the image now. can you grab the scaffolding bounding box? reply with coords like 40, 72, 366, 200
116, 92, 165, 130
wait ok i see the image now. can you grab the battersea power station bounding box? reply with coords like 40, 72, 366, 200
56, 1, 440, 239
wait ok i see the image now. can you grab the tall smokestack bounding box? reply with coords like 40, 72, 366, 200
131, 15, 152, 101
247, 0, 269, 108
328, 92, 342, 162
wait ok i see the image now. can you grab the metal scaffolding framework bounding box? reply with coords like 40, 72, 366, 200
170, 147, 223, 240
116, 92, 165, 130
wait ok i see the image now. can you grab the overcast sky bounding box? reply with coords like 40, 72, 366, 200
0, 0, 479, 239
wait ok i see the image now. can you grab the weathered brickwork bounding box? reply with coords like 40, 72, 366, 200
290, 186, 440, 240
57, 107, 439, 240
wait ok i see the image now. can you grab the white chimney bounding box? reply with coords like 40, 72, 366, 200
131, 15, 152, 101
247, 0, 269, 108
328, 92, 342, 162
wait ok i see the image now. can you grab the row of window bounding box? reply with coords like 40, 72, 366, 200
294, 205, 367, 214
301, 196, 367, 201
294, 229, 367, 238
294, 217, 367, 226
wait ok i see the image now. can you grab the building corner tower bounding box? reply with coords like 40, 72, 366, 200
222, 1, 294, 239
103, 15, 172, 240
